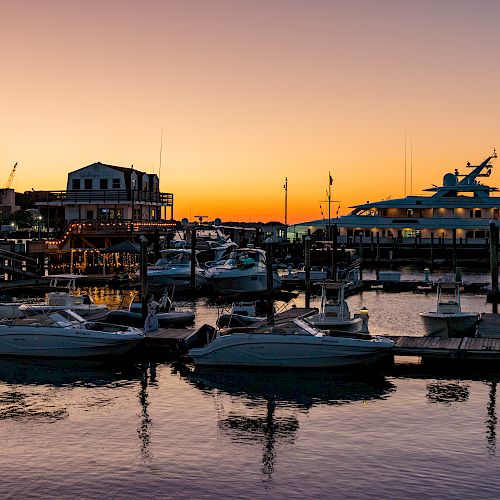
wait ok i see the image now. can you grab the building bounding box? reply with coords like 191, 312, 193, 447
0, 188, 20, 218
35, 162, 174, 225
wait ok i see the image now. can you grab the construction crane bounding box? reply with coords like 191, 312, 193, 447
5, 162, 17, 189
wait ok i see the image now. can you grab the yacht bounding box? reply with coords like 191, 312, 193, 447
204, 248, 282, 294
188, 317, 394, 368
336, 150, 498, 243
304, 281, 363, 333
145, 249, 205, 287
420, 281, 479, 337
19, 291, 108, 320
0, 309, 144, 358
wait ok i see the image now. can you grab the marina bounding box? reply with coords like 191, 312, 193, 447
3, 1, 500, 496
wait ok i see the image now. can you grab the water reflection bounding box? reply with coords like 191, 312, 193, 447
0, 357, 142, 423
426, 381, 470, 404
138, 363, 157, 462
486, 380, 497, 457
188, 368, 395, 482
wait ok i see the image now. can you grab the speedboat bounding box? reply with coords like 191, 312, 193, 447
144, 249, 205, 287
420, 281, 479, 337
216, 301, 267, 328
0, 309, 144, 358
19, 292, 108, 320
104, 292, 195, 328
204, 248, 282, 294
188, 317, 394, 368
304, 281, 363, 333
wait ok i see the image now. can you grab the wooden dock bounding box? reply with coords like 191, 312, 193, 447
387, 335, 500, 360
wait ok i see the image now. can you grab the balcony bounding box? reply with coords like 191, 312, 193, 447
34, 189, 173, 206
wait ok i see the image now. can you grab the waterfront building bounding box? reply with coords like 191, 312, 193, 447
35, 162, 174, 226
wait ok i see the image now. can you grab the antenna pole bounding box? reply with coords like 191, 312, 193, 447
328, 172, 332, 240
404, 130, 407, 197
158, 128, 164, 182
284, 177, 288, 226
410, 135, 413, 195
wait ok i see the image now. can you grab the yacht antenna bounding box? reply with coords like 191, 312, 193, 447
284, 177, 288, 226
404, 129, 407, 197
410, 135, 413, 195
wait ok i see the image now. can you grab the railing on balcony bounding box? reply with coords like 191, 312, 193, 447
34, 189, 173, 205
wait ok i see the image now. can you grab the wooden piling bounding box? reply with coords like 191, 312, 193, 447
191, 227, 197, 288
452, 228, 457, 271
489, 221, 498, 314
376, 231, 380, 280
140, 235, 148, 322
304, 234, 311, 308
265, 237, 274, 323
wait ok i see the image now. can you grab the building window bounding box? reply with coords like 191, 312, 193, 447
72, 179, 80, 190
494, 208, 499, 219
475, 209, 482, 218
475, 230, 486, 238
100, 179, 108, 189
112, 178, 120, 189
466, 230, 474, 239
84, 179, 93, 190
86, 210, 94, 220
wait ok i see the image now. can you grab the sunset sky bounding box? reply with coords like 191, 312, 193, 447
1, 0, 499, 224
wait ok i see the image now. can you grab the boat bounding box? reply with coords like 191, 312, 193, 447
304, 281, 363, 333
188, 317, 394, 368
0, 309, 144, 358
144, 249, 205, 287
292, 150, 500, 247
19, 291, 108, 320
216, 301, 267, 328
204, 248, 282, 294
104, 292, 195, 328
420, 281, 479, 337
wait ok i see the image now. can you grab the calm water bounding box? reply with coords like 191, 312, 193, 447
0, 284, 499, 499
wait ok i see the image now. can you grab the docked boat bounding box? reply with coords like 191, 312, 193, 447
304, 281, 363, 333
19, 292, 108, 320
144, 249, 205, 287
188, 317, 394, 368
0, 309, 144, 358
204, 248, 282, 294
104, 293, 195, 328
420, 281, 479, 337
216, 301, 267, 328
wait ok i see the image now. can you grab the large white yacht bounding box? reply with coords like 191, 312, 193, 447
335, 151, 499, 243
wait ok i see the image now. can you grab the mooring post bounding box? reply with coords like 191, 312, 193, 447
191, 226, 197, 289
489, 220, 499, 314
140, 235, 148, 322
332, 223, 337, 280
265, 236, 274, 323
358, 233, 363, 281
452, 228, 457, 272
304, 234, 311, 308
430, 231, 434, 271
376, 231, 380, 280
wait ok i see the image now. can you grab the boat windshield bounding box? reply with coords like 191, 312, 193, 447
13, 309, 86, 327
155, 252, 191, 267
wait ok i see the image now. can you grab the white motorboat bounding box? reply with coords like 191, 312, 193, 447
104, 291, 195, 328
304, 281, 363, 333
19, 292, 108, 320
145, 249, 205, 287
188, 317, 394, 368
204, 248, 282, 294
420, 281, 479, 337
0, 309, 144, 358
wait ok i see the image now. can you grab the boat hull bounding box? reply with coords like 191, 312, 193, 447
0, 326, 143, 358
420, 312, 479, 338
104, 310, 195, 328
189, 333, 394, 368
